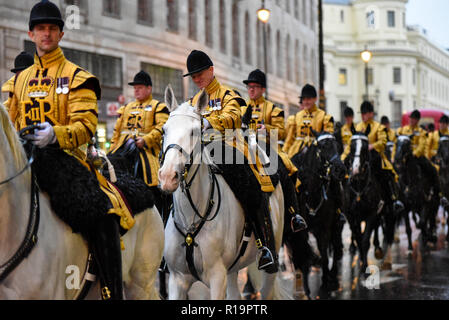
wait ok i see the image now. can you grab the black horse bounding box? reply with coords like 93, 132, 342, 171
344, 129, 390, 274
434, 135, 449, 242
292, 130, 346, 299
394, 135, 439, 248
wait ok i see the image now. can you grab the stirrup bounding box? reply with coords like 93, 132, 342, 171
257, 247, 276, 270
291, 215, 307, 232
393, 200, 404, 212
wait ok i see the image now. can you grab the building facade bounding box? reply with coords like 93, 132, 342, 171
324, 0, 449, 128
0, 0, 319, 146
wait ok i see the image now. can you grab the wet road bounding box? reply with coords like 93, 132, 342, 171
294, 208, 449, 300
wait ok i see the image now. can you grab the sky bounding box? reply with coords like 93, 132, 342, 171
406, 0, 449, 49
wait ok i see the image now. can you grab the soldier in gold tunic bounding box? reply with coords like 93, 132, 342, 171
8, 1, 129, 299
397, 110, 446, 207
342, 101, 404, 212
1, 51, 34, 111
109, 70, 169, 213
282, 84, 335, 159
185, 50, 278, 272
341, 107, 355, 149
380, 116, 397, 163
241, 69, 307, 232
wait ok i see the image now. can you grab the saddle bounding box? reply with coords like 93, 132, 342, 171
31, 147, 154, 237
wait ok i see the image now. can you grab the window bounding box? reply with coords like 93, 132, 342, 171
294, 0, 299, 20
339, 68, 347, 85
103, 0, 120, 18
295, 39, 301, 85
219, 0, 226, 53
141, 62, 184, 103
403, 12, 406, 28
393, 67, 401, 84
232, 0, 240, 58
412, 68, 416, 86
276, 31, 282, 78
286, 35, 292, 81
387, 10, 395, 27
188, 0, 196, 40
340, 10, 345, 23
205, 0, 213, 47
366, 10, 375, 29
137, 0, 153, 26
167, 0, 178, 33
257, 20, 263, 69
393, 100, 402, 128
244, 12, 251, 65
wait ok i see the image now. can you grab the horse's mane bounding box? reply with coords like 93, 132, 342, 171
0, 103, 27, 169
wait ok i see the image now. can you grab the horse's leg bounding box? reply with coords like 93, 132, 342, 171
373, 220, 384, 260
226, 272, 242, 300
360, 216, 376, 275
168, 273, 193, 300
208, 264, 227, 300
315, 232, 331, 299
404, 209, 413, 253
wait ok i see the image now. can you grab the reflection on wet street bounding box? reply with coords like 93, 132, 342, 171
294, 208, 449, 300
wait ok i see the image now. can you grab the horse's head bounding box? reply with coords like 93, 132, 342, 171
312, 129, 346, 180
348, 132, 370, 177
437, 135, 449, 169
158, 86, 208, 193
394, 134, 414, 168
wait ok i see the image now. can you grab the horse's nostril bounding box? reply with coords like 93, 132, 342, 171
174, 172, 179, 180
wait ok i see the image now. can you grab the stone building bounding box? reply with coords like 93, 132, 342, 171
0, 0, 319, 146
324, 0, 449, 127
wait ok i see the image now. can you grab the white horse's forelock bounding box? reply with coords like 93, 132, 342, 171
0, 104, 27, 169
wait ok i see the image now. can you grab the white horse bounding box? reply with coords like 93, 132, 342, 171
0, 104, 164, 300
158, 86, 284, 300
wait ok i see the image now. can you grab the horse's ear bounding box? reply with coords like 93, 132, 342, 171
164, 84, 178, 112
194, 89, 209, 115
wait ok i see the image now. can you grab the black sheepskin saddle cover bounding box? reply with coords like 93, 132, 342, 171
208, 142, 280, 217
32, 148, 154, 237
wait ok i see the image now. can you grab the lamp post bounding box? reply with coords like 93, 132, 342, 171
361, 47, 372, 101
318, 0, 326, 111
257, 0, 270, 99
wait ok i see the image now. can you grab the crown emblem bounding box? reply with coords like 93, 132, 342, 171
28, 76, 54, 98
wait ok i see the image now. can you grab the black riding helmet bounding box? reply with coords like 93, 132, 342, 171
29, 0, 65, 31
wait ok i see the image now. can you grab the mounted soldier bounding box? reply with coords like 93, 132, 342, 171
1, 51, 34, 110
380, 115, 397, 163
341, 106, 355, 150
241, 69, 306, 232
184, 50, 279, 272
342, 101, 404, 212
397, 110, 447, 207
7, 0, 138, 300
109, 70, 169, 214
282, 84, 334, 158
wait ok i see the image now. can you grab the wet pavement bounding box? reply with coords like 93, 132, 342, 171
294, 208, 449, 300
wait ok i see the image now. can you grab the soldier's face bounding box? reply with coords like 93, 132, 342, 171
441, 122, 448, 131
345, 116, 353, 124
134, 85, 152, 102
246, 83, 265, 100
28, 24, 63, 56
410, 118, 419, 127
191, 67, 214, 90
361, 112, 373, 122
302, 97, 317, 111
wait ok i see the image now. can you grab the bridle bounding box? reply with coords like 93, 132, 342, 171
348, 135, 372, 202
303, 134, 338, 216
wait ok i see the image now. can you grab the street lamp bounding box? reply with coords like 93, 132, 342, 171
257, 0, 270, 99
361, 47, 372, 101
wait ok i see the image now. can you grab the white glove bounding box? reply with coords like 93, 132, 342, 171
202, 118, 211, 132
33, 122, 57, 148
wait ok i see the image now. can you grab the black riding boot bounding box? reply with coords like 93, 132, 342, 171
252, 193, 279, 274
283, 171, 307, 232
88, 215, 124, 300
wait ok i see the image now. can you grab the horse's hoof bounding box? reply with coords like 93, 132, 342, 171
394, 235, 400, 243
374, 247, 384, 260
381, 262, 392, 271
407, 249, 413, 257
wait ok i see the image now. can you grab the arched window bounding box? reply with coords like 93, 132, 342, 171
137, 0, 153, 25
286, 35, 292, 81
188, 0, 196, 40
303, 44, 308, 83
205, 0, 213, 47
295, 39, 301, 85
232, 0, 240, 58
276, 30, 282, 78
302, 0, 306, 25
294, 0, 299, 20
245, 11, 251, 65
167, 0, 178, 32
267, 24, 273, 74
219, 0, 226, 53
